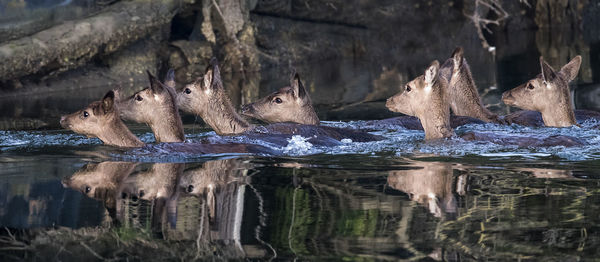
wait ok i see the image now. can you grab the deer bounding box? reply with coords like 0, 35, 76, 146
240, 71, 320, 125
385, 60, 585, 146
116, 70, 185, 143
60, 90, 278, 154
362, 48, 503, 131
502, 56, 600, 127
440, 47, 504, 124
239, 52, 490, 131
176, 58, 382, 145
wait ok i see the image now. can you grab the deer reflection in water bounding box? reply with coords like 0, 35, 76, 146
62, 158, 259, 257
387, 162, 575, 219
387, 162, 463, 219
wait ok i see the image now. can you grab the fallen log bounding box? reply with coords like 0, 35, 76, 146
0, 0, 179, 82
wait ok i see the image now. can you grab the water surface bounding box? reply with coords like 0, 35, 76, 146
2, 118, 600, 260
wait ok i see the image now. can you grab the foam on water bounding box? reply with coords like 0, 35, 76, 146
319, 120, 600, 161
2, 119, 600, 161
282, 135, 315, 155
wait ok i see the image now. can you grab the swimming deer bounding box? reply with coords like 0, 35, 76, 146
177, 58, 381, 143
441, 47, 503, 124
502, 56, 600, 127
116, 70, 185, 143
365, 48, 496, 131
241, 71, 320, 125
60, 90, 278, 154
60, 91, 145, 147
386, 60, 455, 139
386, 60, 584, 146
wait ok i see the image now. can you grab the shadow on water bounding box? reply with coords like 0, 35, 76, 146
2, 155, 600, 260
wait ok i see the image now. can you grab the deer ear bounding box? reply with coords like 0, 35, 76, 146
559, 55, 581, 82
147, 70, 166, 94
102, 91, 115, 114
452, 47, 463, 70
424, 60, 440, 86
290, 70, 307, 100
203, 58, 221, 93
540, 57, 557, 84
164, 68, 176, 89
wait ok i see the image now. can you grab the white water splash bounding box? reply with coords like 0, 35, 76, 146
283, 135, 314, 155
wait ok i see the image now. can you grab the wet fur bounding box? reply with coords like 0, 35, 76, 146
177, 60, 254, 135
241, 72, 319, 125
178, 59, 381, 142
441, 47, 502, 123
502, 56, 581, 127
60, 91, 145, 147
117, 71, 185, 143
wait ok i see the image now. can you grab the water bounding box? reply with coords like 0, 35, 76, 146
2, 118, 600, 261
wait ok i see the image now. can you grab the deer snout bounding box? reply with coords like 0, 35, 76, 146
385, 97, 397, 111
501, 90, 515, 105
59, 115, 69, 128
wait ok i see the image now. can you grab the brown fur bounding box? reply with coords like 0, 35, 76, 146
241, 71, 320, 125
441, 47, 502, 123
60, 91, 145, 147
502, 56, 581, 127
385, 60, 584, 146
386, 60, 455, 140
177, 58, 254, 135
117, 71, 185, 143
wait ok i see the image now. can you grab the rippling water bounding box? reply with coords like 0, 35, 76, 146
2, 119, 600, 261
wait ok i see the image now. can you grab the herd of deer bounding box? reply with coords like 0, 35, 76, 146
60, 47, 600, 155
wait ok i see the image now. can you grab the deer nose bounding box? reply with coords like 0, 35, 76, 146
501, 91, 514, 104
59, 116, 67, 128
385, 97, 394, 109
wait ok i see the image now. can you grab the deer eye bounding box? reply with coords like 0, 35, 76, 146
187, 185, 194, 193
184, 88, 192, 94
526, 83, 534, 90
135, 95, 143, 101
405, 85, 411, 92
83, 111, 89, 118
84, 186, 91, 194
274, 98, 283, 104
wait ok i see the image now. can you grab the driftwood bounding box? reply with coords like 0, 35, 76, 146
0, 0, 179, 82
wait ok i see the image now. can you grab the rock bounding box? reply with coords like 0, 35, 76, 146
0, 0, 179, 83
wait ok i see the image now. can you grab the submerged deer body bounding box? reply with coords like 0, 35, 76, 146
502, 56, 600, 127
241, 71, 319, 125
117, 70, 185, 143
386, 60, 584, 146
177, 58, 381, 144
60, 91, 277, 154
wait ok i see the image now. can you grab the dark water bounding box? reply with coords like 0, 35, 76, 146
2, 116, 600, 260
